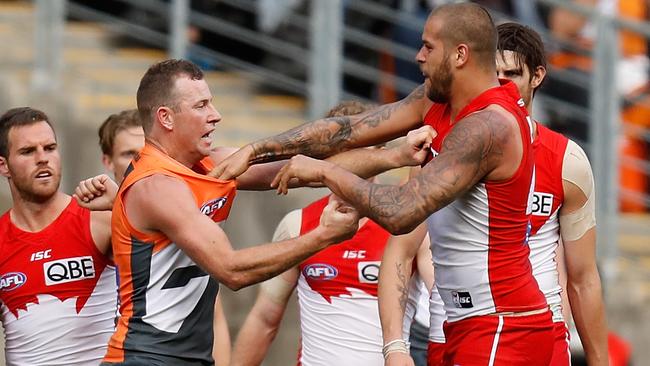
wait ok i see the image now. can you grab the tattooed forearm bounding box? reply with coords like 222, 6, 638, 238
396, 263, 409, 313
248, 85, 428, 164
353, 85, 426, 132
334, 110, 509, 235
249, 117, 353, 164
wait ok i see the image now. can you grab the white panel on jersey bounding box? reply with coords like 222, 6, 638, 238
143, 243, 209, 333
528, 206, 563, 322
427, 183, 495, 322
2, 267, 117, 366
296, 278, 383, 365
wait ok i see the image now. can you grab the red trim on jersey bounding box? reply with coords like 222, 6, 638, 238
0, 199, 110, 317
463, 81, 544, 313
530, 122, 569, 236
298, 196, 390, 302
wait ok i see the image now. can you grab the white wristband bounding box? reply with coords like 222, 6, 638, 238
382, 339, 410, 359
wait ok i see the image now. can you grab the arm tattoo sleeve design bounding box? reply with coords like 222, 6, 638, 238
249, 85, 427, 163
345, 111, 507, 234
396, 263, 409, 313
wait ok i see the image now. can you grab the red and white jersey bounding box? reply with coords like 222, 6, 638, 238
423, 80, 546, 322
275, 196, 391, 365
529, 122, 569, 322
0, 199, 117, 366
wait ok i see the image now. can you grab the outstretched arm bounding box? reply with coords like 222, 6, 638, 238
560, 140, 608, 366
125, 176, 359, 290
212, 86, 429, 179
213, 125, 436, 190
273, 108, 517, 235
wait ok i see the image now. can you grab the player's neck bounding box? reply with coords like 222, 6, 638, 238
146, 137, 199, 169
449, 72, 499, 121
10, 191, 70, 232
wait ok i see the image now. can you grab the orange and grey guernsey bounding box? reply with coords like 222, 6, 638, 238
102, 143, 236, 366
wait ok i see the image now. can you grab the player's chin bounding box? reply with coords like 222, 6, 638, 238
30, 187, 58, 202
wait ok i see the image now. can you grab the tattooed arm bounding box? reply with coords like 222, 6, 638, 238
211, 86, 429, 179
378, 224, 427, 366
272, 107, 522, 235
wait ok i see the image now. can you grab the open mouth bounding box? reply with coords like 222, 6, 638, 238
35, 171, 53, 179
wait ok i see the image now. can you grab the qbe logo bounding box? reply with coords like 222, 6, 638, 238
0, 272, 27, 292
43, 256, 95, 286
303, 264, 338, 280
532, 192, 554, 216
358, 261, 380, 284
451, 290, 474, 308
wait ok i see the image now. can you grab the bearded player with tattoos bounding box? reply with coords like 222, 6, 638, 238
213, 3, 555, 366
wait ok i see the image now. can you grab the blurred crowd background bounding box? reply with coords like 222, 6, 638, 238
0, 0, 648, 364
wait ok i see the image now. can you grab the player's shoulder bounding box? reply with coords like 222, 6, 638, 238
90, 210, 111, 227
273, 208, 303, 242
562, 139, 591, 170
561, 138, 594, 192
471, 104, 519, 129
454, 106, 519, 146
131, 172, 188, 192
278, 209, 302, 227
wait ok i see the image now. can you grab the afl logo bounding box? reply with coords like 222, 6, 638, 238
304, 264, 338, 280
0, 272, 27, 292
200, 197, 228, 216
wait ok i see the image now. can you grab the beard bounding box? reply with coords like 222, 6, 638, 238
9, 168, 61, 204
426, 54, 453, 104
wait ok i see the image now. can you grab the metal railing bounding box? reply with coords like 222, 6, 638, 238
32, 0, 650, 286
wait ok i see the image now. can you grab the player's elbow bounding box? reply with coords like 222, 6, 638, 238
221, 279, 245, 291
218, 272, 249, 291
384, 220, 419, 236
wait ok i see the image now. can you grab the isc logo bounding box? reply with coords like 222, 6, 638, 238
343, 250, 366, 259
200, 197, 228, 216
43, 256, 95, 286
30, 249, 52, 261
304, 264, 338, 280
532, 192, 554, 216
452, 290, 474, 308
0, 272, 27, 292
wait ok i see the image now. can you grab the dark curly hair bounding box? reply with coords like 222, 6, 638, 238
497, 22, 547, 87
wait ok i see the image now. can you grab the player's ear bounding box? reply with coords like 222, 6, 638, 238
455, 44, 469, 67
0, 156, 10, 178
156, 106, 174, 131
531, 66, 546, 89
